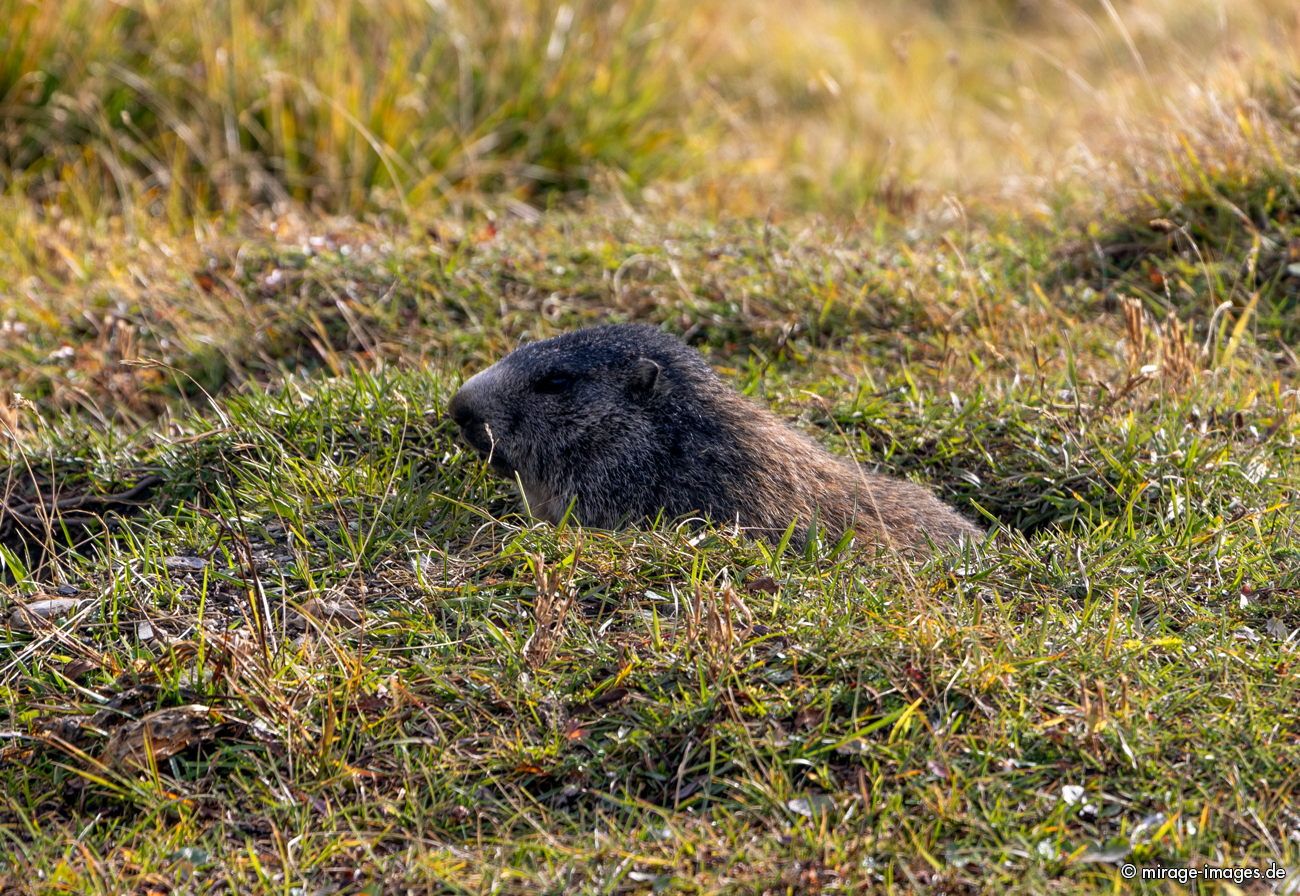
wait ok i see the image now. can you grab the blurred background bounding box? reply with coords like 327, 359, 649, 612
2, 0, 1297, 223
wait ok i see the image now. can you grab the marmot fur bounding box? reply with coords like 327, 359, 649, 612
448, 324, 981, 553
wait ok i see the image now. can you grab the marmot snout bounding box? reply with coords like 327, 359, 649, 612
448, 324, 981, 553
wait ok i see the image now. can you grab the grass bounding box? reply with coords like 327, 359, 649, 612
2, 0, 1300, 893
3, 0, 1297, 218
0, 0, 694, 214
3, 206, 1298, 892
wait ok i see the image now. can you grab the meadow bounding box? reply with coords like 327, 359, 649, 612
1, 0, 1298, 892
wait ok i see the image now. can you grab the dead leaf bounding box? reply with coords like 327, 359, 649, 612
786, 794, 836, 818
62, 658, 101, 681
193, 271, 219, 293
102, 704, 222, 771
8, 596, 85, 630
290, 595, 363, 631
794, 707, 824, 729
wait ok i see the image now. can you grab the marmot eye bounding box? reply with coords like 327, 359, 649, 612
534, 372, 574, 394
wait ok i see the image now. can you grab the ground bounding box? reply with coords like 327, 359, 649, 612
1, 1, 1299, 894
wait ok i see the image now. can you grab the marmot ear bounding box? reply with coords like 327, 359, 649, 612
628, 357, 662, 401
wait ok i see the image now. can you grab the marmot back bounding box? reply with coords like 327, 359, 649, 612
447, 323, 982, 553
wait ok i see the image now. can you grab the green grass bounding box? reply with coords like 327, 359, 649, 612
2, 201, 1298, 892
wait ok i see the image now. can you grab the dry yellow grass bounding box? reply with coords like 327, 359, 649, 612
683, 0, 1300, 214
2, 0, 1296, 220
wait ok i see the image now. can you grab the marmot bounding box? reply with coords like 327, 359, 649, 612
448, 324, 981, 553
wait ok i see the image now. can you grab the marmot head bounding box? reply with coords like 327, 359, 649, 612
447, 324, 714, 490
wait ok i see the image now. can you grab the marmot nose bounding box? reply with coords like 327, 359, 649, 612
448, 390, 479, 429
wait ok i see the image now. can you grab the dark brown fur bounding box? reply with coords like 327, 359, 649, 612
448, 324, 981, 553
